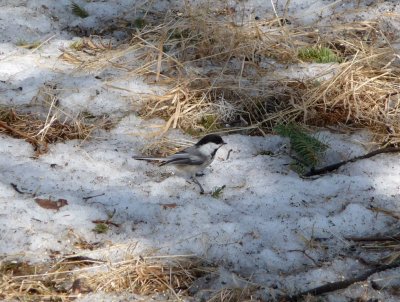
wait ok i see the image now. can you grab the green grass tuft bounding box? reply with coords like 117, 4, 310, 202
134, 18, 146, 29
211, 185, 226, 198
71, 2, 89, 18
298, 46, 340, 63
92, 223, 109, 234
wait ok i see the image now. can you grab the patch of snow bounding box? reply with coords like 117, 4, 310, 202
1, 0, 400, 301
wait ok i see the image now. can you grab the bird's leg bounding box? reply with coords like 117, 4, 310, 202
191, 176, 205, 194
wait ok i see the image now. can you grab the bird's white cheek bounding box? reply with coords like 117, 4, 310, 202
198, 143, 219, 155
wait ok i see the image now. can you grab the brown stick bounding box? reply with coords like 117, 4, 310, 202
304, 147, 400, 177
10, 183, 33, 195
285, 261, 400, 301
83, 193, 105, 201
345, 235, 400, 242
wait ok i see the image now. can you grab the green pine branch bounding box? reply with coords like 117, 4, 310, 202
275, 123, 328, 169
71, 2, 89, 18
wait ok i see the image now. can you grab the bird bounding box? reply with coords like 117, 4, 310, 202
133, 134, 227, 194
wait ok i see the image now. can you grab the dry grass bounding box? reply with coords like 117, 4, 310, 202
0, 255, 216, 301
301, 39, 400, 144
0, 254, 263, 301
85, 256, 208, 296
0, 106, 95, 156
138, 136, 195, 157
207, 287, 259, 302
60, 36, 112, 64
60, 6, 400, 143
0, 83, 113, 156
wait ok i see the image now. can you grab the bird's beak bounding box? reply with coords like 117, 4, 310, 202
222, 141, 227, 145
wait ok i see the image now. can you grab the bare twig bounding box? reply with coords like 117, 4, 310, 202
286, 261, 400, 301
345, 235, 400, 242
10, 183, 32, 195
304, 147, 400, 177
83, 193, 105, 201
226, 149, 233, 160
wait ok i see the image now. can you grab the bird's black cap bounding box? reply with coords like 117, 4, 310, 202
196, 134, 226, 146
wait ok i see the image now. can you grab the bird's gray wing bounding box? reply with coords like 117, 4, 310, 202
159, 147, 206, 166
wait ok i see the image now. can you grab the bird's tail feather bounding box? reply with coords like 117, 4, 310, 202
132, 156, 164, 161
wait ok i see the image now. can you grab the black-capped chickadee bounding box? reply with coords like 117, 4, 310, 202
133, 134, 227, 194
